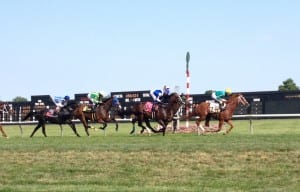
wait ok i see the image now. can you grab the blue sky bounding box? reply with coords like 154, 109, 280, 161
0, 0, 299, 101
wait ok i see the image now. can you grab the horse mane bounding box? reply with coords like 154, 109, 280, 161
227, 93, 241, 103
169, 92, 177, 97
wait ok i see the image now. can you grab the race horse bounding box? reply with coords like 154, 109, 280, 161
73, 96, 121, 136
188, 93, 249, 135
0, 103, 13, 138
22, 100, 81, 137
129, 92, 184, 136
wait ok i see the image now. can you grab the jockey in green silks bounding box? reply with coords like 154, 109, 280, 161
87, 91, 106, 109
211, 88, 232, 110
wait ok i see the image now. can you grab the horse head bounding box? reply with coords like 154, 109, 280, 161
237, 94, 249, 107
164, 93, 184, 117
227, 93, 249, 107
100, 96, 122, 112
169, 93, 184, 106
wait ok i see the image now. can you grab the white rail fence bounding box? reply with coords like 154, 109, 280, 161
1, 114, 300, 136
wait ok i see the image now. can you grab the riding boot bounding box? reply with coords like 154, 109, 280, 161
220, 103, 225, 111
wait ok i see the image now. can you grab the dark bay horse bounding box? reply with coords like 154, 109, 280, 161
130, 92, 184, 136
22, 100, 80, 137
188, 93, 249, 135
73, 96, 121, 136
0, 103, 13, 138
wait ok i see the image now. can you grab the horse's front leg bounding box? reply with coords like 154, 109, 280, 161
130, 117, 137, 134
172, 119, 177, 134
138, 120, 148, 134
68, 122, 80, 137
144, 118, 158, 133
97, 119, 107, 130
80, 116, 90, 136
224, 120, 234, 135
111, 118, 119, 132
213, 119, 224, 133
100, 122, 108, 130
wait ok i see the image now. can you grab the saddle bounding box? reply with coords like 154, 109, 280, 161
46, 109, 58, 117
82, 103, 102, 112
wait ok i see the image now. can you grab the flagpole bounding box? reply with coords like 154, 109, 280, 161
185, 52, 190, 128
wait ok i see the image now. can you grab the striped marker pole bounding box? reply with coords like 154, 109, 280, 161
185, 52, 190, 128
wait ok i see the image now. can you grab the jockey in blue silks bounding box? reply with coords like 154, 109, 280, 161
150, 85, 170, 103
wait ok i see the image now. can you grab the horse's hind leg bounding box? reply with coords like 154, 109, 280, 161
0, 125, 8, 138
196, 119, 205, 135
41, 124, 47, 137
80, 117, 90, 136
30, 123, 42, 137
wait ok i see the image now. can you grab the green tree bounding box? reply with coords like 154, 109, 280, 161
12, 96, 28, 102
278, 78, 299, 91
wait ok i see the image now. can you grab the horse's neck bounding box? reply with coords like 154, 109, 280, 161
166, 102, 180, 116
102, 99, 112, 111
225, 98, 239, 114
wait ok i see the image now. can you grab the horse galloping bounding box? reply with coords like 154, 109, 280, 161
130, 92, 184, 136
188, 93, 249, 135
73, 96, 121, 136
0, 103, 13, 138
22, 100, 81, 137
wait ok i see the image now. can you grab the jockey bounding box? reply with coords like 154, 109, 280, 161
150, 89, 163, 103
62, 95, 70, 107
53, 95, 70, 115
150, 85, 170, 103
163, 85, 170, 96
87, 91, 106, 109
211, 88, 232, 110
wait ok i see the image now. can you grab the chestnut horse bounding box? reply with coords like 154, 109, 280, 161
0, 103, 13, 138
130, 92, 184, 136
188, 93, 249, 135
73, 96, 121, 136
22, 100, 80, 137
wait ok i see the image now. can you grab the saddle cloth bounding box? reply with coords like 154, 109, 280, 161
46, 109, 57, 117
206, 100, 222, 113
144, 102, 153, 113
83, 105, 93, 112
